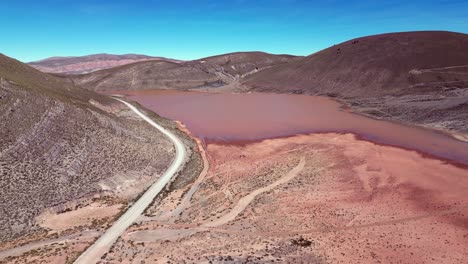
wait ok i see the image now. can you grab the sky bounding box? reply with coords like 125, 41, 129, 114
1, 0, 467, 62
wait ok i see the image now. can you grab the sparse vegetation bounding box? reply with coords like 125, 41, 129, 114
291, 237, 313, 247
0, 55, 178, 242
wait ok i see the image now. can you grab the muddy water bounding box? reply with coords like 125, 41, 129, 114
116, 90, 468, 165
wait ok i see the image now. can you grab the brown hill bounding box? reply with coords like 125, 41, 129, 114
244, 31, 468, 96
199, 51, 298, 78
28, 53, 179, 75
70, 52, 297, 91
0, 53, 200, 242
70, 60, 224, 91
244, 31, 468, 134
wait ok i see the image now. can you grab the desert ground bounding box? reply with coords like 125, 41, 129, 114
97, 132, 468, 263
0, 54, 203, 263
1, 31, 468, 264
2, 87, 466, 264
0, 106, 203, 264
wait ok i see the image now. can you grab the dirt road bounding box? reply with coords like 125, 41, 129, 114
203, 157, 306, 227
73, 98, 187, 264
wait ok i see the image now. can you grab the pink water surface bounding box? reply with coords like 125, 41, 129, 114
115, 90, 468, 165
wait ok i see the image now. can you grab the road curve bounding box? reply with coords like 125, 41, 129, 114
74, 98, 187, 264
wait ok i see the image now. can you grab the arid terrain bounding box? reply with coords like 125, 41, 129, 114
99, 133, 468, 263
81, 90, 466, 264
0, 54, 202, 263
68, 52, 296, 92
28, 54, 179, 75
1, 30, 468, 264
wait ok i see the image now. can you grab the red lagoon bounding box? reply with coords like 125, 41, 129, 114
113, 90, 468, 166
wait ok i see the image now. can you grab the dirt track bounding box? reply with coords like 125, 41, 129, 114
73, 99, 187, 264
204, 157, 305, 228
100, 132, 468, 263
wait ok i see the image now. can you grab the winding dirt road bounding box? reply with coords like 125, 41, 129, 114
203, 157, 305, 228
74, 98, 187, 264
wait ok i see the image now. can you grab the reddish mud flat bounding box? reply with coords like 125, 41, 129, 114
106, 133, 468, 263
113, 90, 468, 165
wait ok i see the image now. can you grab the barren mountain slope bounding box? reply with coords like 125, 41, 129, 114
70, 52, 298, 91
29, 53, 178, 75
244, 31, 468, 134
199, 51, 298, 78
0, 54, 201, 243
70, 60, 225, 91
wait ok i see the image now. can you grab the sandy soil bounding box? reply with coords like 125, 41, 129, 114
36, 202, 123, 231
0, 231, 100, 264
3, 95, 465, 263
150, 121, 211, 222
0, 101, 203, 263
0, 76, 176, 243
100, 133, 467, 263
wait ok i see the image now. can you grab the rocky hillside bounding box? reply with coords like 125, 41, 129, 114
69, 52, 297, 91
244, 31, 468, 134
244, 31, 468, 96
29, 53, 179, 75
0, 53, 178, 242
198, 52, 298, 78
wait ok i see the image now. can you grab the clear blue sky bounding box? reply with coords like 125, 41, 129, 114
1, 0, 467, 62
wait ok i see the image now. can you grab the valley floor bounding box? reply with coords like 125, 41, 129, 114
1, 95, 467, 264
103, 133, 467, 263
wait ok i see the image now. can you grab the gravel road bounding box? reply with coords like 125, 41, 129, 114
74, 98, 187, 264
